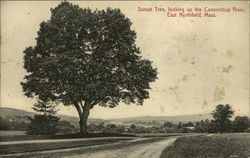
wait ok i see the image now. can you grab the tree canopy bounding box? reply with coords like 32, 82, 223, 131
21, 2, 158, 133
211, 104, 234, 133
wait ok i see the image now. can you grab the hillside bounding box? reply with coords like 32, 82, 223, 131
0, 107, 103, 125
0, 107, 212, 125
0, 107, 34, 117
109, 114, 213, 124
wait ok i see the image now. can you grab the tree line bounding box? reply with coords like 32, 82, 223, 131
1, 103, 249, 135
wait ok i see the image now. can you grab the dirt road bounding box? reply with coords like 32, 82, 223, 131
65, 137, 177, 158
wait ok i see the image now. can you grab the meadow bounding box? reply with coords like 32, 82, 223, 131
160, 133, 250, 158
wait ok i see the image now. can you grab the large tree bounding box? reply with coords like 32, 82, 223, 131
21, 2, 157, 134
211, 104, 234, 133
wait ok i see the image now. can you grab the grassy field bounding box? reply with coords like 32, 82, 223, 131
160, 133, 250, 158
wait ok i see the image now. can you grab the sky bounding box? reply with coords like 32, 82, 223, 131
1, 1, 249, 119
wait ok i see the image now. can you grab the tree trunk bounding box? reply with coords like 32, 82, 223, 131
74, 103, 84, 134
82, 101, 91, 134
79, 117, 84, 134
74, 101, 92, 134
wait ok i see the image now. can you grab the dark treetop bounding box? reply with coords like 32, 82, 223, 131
21, 2, 158, 109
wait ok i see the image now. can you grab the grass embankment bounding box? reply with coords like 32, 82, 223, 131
0, 137, 133, 155
160, 133, 250, 158
0, 132, 136, 142
135, 133, 186, 137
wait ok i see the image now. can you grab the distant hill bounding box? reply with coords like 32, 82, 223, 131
0, 107, 34, 117
108, 114, 213, 124
0, 107, 212, 125
0, 107, 103, 125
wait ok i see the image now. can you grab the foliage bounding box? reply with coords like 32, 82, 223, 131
106, 123, 117, 129
57, 120, 78, 134
163, 121, 175, 128
163, 127, 176, 133
101, 126, 114, 133
0, 115, 78, 134
211, 104, 234, 133
194, 119, 217, 133
133, 126, 151, 133
27, 100, 60, 135
32, 100, 57, 115
27, 115, 60, 135
245, 128, 250, 133
86, 124, 99, 133
115, 125, 126, 133
193, 106, 249, 133
177, 122, 182, 129
21, 1, 157, 134
130, 124, 136, 129
232, 116, 250, 132
0, 117, 29, 131
182, 121, 194, 127
177, 127, 192, 133
162, 121, 194, 133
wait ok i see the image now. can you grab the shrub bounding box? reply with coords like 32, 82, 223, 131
27, 115, 60, 135
245, 128, 250, 133
232, 116, 250, 132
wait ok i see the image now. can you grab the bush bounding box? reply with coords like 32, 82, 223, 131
27, 115, 60, 135
87, 124, 99, 133
0, 117, 29, 131
232, 116, 250, 132
164, 127, 176, 133
163, 122, 175, 128
177, 127, 192, 133
245, 128, 250, 133
57, 120, 77, 134
101, 126, 115, 133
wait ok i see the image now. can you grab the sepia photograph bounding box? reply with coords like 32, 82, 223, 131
0, 1, 249, 157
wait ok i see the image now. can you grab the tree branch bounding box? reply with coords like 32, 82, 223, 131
79, 101, 85, 110
91, 100, 100, 108
74, 102, 83, 118
91, 100, 97, 105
